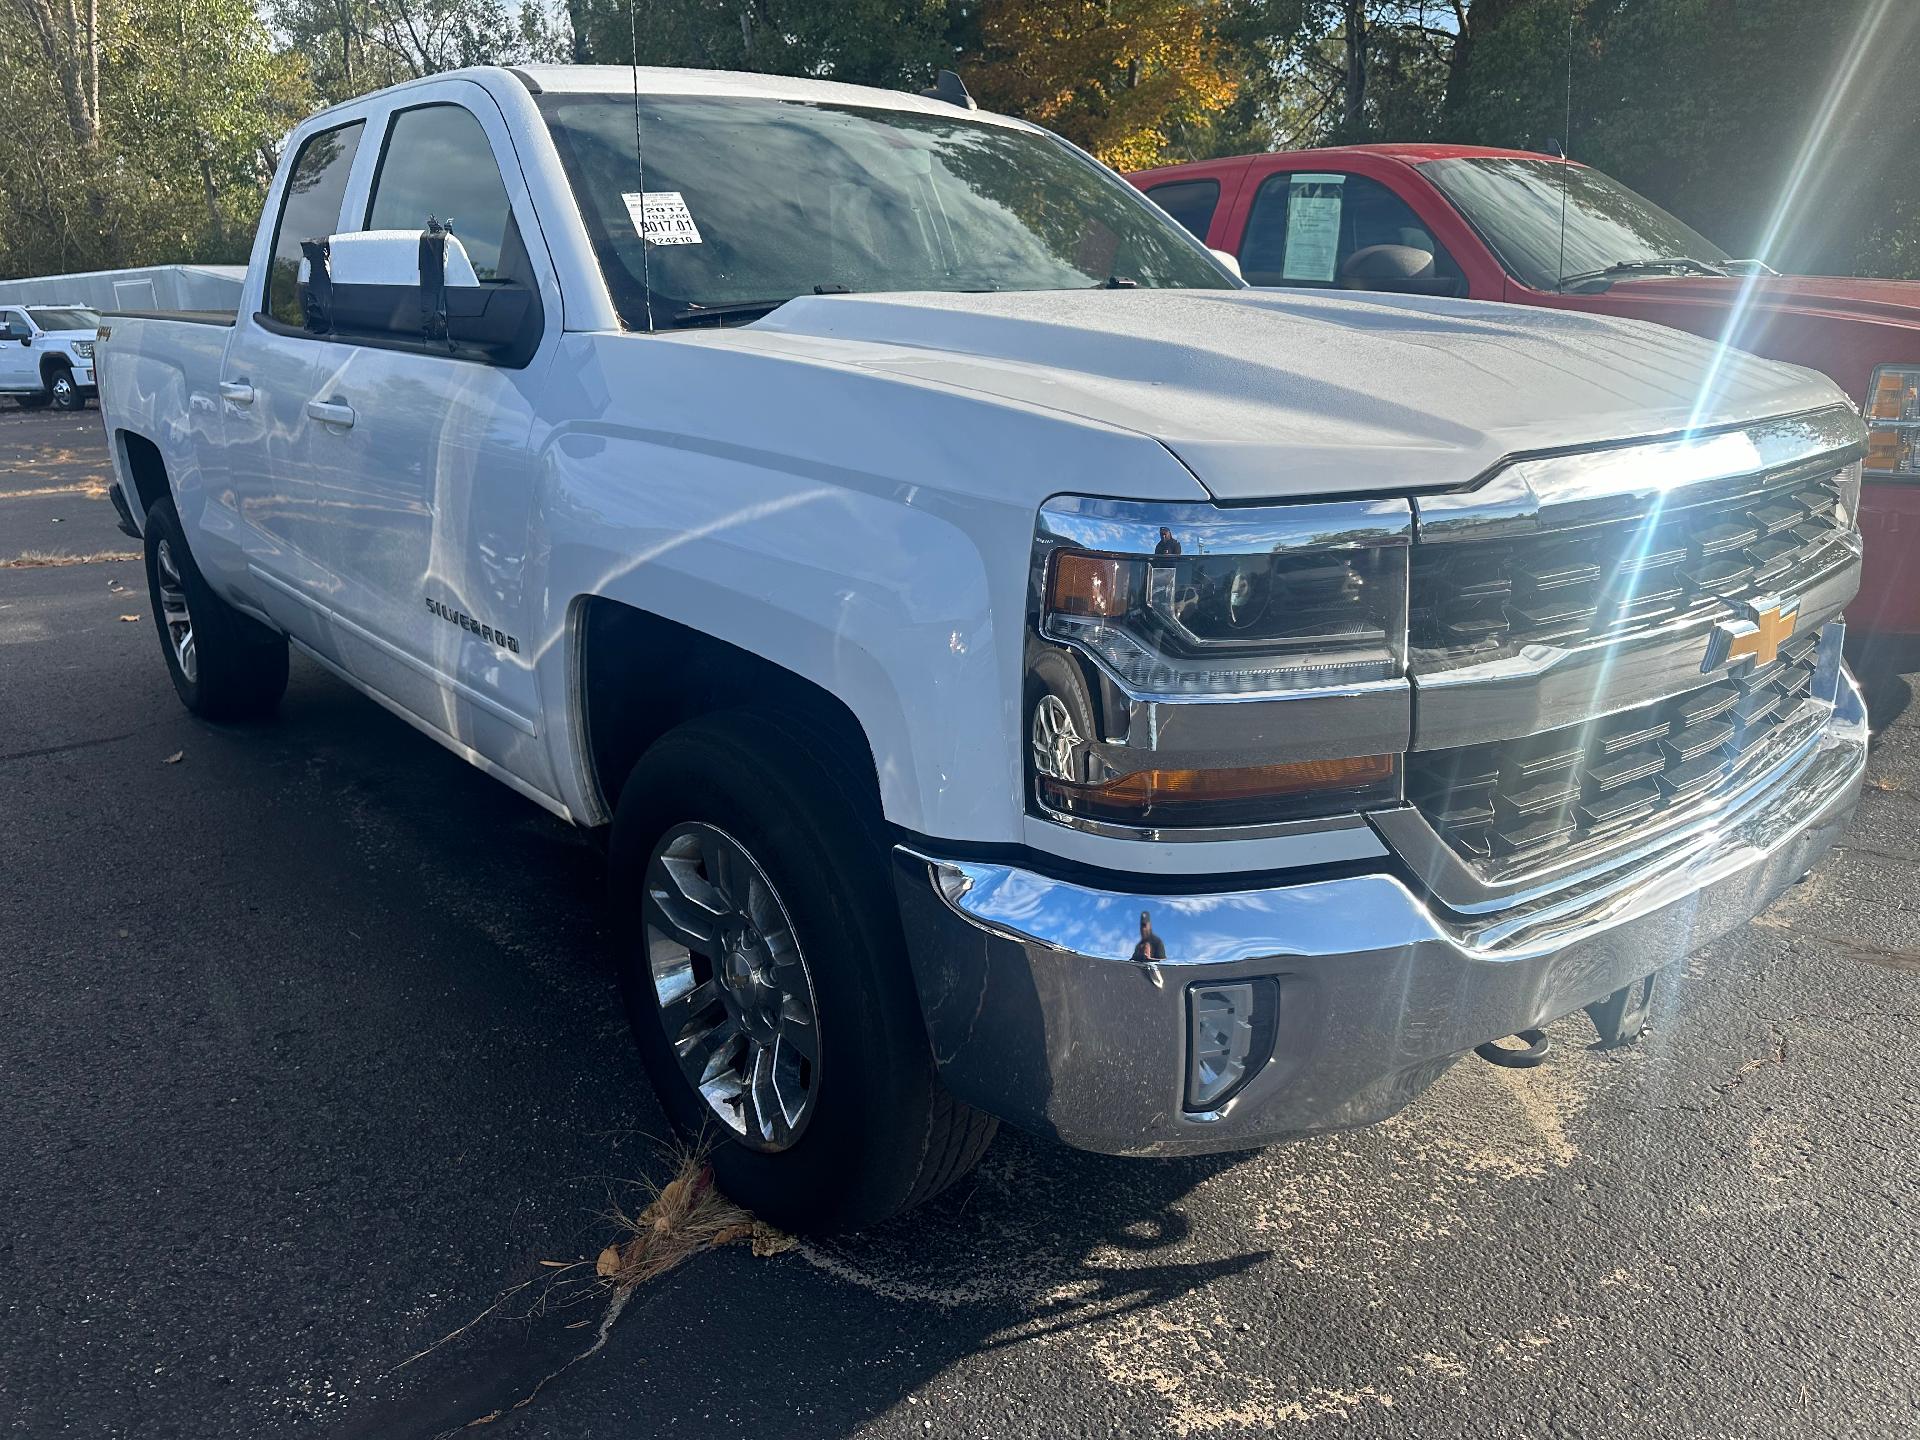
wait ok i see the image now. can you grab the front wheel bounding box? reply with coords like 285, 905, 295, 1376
47, 364, 82, 411
142, 497, 289, 719
609, 710, 995, 1232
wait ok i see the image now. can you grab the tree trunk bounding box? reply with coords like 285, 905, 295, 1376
1341, 0, 1367, 135
567, 0, 591, 62
11, 0, 101, 147
1445, 0, 1520, 132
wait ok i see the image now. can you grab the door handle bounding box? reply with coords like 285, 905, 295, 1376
219, 379, 254, 406
305, 398, 355, 429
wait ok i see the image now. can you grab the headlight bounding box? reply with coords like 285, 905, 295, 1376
71, 340, 93, 360
1863, 364, 1920, 479
1028, 496, 1410, 830
1036, 498, 1408, 695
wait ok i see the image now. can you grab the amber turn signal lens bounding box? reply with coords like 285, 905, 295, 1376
1867, 369, 1918, 422
1866, 428, 1904, 473
1041, 753, 1397, 825
1048, 552, 1137, 618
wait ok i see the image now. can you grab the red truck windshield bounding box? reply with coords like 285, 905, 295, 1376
538, 93, 1233, 329
1422, 156, 1733, 292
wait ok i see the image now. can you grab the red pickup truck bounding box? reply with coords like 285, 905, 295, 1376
1131, 144, 1920, 638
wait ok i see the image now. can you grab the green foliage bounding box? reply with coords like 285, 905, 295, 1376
1, 0, 1914, 280
578, 0, 966, 89
0, 0, 313, 277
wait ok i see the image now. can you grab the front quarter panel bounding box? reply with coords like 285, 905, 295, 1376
531, 330, 1209, 842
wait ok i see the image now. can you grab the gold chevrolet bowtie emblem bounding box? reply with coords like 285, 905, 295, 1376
1703, 595, 1800, 673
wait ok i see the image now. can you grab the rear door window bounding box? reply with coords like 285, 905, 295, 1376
265, 120, 366, 327
1240, 170, 1461, 291
1145, 179, 1221, 242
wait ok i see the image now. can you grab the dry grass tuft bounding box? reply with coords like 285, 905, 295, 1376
595, 1148, 794, 1287
0, 549, 140, 568
397, 1141, 793, 1429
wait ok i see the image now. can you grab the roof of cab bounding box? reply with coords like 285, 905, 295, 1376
512, 64, 1035, 129
1131, 141, 1580, 180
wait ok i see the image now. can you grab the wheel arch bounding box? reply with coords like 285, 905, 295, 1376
574, 599, 888, 829
116, 430, 171, 525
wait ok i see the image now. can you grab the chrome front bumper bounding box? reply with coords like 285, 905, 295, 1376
893, 671, 1868, 1157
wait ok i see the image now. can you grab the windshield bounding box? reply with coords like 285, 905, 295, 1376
27, 308, 98, 331
1420, 157, 1732, 292
538, 94, 1233, 329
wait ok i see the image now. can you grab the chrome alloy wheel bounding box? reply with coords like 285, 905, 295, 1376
51, 372, 74, 405
155, 539, 197, 683
643, 822, 821, 1151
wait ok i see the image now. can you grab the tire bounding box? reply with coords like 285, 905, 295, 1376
14, 391, 50, 410
142, 497, 289, 720
609, 709, 996, 1232
46, 363, 81, 411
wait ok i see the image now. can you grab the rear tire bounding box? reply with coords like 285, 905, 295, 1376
47, 363, 81, 411
142, 497, 289, 720
609, 710, 995, 1232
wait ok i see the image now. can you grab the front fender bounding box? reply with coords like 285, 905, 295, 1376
535, 423, 1016, 839
527, 331, 1209, 843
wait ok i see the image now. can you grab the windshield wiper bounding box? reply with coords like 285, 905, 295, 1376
668, 298, 791, 327
1558, 256, 1729, 290
668, 284, 854, 328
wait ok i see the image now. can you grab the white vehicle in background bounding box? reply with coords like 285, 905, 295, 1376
0, 303, 99, 410
95, 65, 1870, 1232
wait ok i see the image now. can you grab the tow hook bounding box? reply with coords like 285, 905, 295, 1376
1475, 1029, 1550, 1068
1585, 973, 1657, 1049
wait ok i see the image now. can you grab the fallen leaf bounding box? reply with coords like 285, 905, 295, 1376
118, 614, 140, 622
536, 1259, 570, 1268
163, 751, 184, 765
594, 1243, 623, 1279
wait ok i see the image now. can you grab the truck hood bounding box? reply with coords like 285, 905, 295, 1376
1605, 273, 1920, 331
746, 289, 1842, 500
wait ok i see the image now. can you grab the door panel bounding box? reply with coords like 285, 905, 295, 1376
216, 118, 366, 654
298, 86, 559, 796
0, 312, 33, 390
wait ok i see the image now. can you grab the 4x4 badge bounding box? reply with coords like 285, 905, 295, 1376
1702, 594, 1799, 672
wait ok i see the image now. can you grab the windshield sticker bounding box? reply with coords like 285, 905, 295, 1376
623, 191, 703, 246
1283, 173, 1345, 284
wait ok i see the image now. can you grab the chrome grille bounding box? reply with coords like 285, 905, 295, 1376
1411, 470, 1851, 657
1408, 630, 1822, 864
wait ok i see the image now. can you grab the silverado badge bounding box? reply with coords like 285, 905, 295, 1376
1703, 594, 1799, 673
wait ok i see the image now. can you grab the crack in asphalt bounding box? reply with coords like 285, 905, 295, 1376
0, 728, 148, 765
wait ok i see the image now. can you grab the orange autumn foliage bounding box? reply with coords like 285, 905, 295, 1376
969, 0, 1239, 171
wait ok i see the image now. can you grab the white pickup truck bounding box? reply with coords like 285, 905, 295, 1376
97, 64, 1870, 1231
2, 303, 98, 409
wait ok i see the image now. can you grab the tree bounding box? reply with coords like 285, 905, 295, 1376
576, 0, 965, 92
5, 0, 102, 149
0, 0, 313, 276
967, 0, 1239, 170
271, 0, 567, 105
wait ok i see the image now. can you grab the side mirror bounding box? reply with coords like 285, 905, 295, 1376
18, 334, 31, 347
1209, 248, 1243, 280
296, 227, 539, 363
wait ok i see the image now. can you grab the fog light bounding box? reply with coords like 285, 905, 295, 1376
1186, 981, 1274, 1111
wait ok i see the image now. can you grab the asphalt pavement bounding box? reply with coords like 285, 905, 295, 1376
4, 403, 1919, 1439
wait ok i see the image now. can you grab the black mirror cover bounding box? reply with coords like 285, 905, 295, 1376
419, 221, 450, 344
